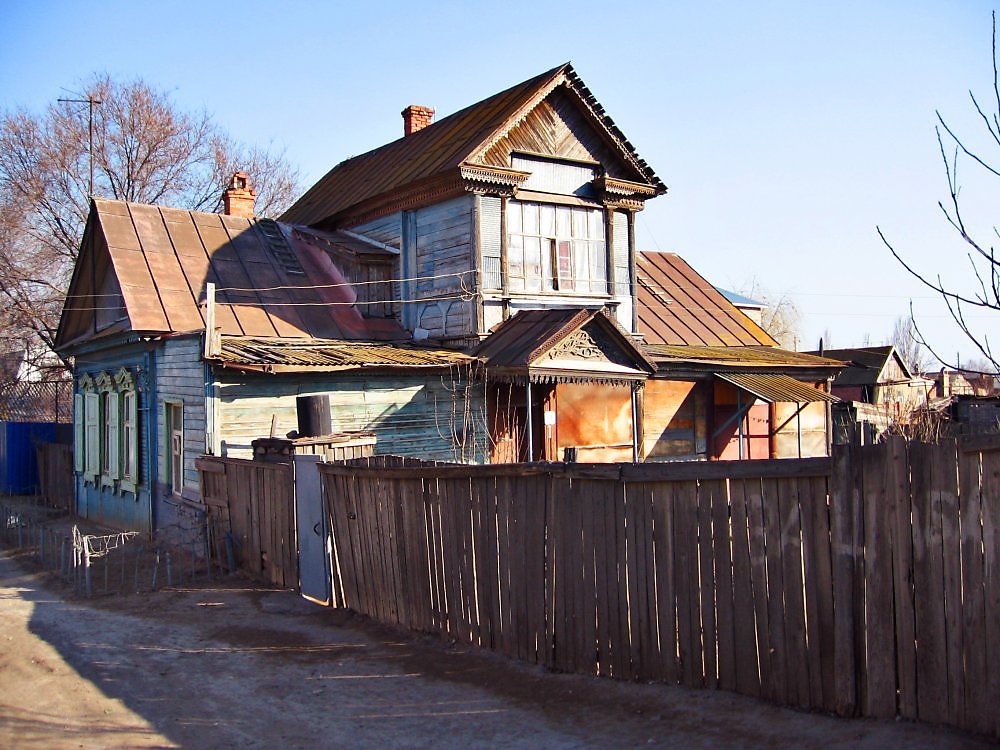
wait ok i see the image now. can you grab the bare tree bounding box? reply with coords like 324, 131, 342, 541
738, 279, 803, 350
0, 74, 301, 366
880, 12, 1000, 372
886, 315, 930, 373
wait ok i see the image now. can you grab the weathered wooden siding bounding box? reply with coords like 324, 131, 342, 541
412, 195, 475, 340
642, 379, 706, 460
480, 87, 645, 183
349, 212, 402, 248
214, 371, 488, 464
156, 337, 205, 503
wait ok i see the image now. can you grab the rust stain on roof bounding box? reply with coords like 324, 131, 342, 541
637, 252, 776, 347
63, 199, 408, 346
717, 373, 839, 403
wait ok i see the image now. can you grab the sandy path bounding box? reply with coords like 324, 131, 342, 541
0, 548, 989, 749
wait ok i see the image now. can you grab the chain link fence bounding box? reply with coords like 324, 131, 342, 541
0, 497, 236, 597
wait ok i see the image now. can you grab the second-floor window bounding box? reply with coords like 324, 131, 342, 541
507, 201, 606, 294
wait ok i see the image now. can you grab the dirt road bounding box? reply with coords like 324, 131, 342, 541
0, 548, 988, 749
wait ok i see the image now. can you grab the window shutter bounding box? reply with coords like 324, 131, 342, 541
84, 392, 100, 479
125, 391, 138, 482
74, 393, 84, 473
107, 391, 121, 479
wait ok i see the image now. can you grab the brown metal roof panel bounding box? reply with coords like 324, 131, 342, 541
660, 253, 770, 345
641, 257, 741, 346
143, 251, 192, 292
228, 304, 279, 337
119, 282, 169, 331
157, 287, 204, 332
717, 373, 838, 403
97, 211, 142, 252
127, 203, 174, 255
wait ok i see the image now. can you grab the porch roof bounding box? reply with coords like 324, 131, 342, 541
209, 335, 476, 373
717, 373, 839, 404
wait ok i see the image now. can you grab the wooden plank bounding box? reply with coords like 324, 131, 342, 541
829, 443, 859, 716
481, 475, 501, 651
981, 447, 1000, 739
495, 476, 513, 657
778, 477, 810, 709
651, 481, 678, 683
578, 477, 598, 675
863, 442, 897, 719
711, 478, 737, 693
935, 440, 965, 729
762, 477, 788, 705
697, 479, 718, 690
806, 475, 837, 712
674, 480, 702, 687
910, 442, 947, 724
887, 437, 917, 720
624, 479, 646, 680
958, 448, 987, 734
631, 481, 658, 682
741, 477, 768, 700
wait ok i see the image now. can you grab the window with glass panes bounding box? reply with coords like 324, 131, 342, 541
506, 201, 607, 294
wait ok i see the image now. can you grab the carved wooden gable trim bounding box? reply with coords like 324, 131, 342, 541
539, 322, 637, 369
476, 86, 648, 185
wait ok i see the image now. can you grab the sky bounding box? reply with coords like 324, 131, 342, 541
1, 0, 996, 366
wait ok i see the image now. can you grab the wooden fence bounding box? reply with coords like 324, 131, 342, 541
197, 457, 296, 588
35, 442, 73, 511
319, 435, 1000, 739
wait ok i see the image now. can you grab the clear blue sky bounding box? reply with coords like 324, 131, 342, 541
1, 0, 995, 364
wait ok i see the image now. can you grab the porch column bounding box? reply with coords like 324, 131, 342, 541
525, 380, 533, 462
631, 383, 640, 463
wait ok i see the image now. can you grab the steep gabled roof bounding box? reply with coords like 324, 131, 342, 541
281, 64, 665, 227
55, 199, 406, 351
805, 345, 912, 387
636, 252, 776, 347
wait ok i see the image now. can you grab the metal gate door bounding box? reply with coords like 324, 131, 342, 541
294, 455, 331, 605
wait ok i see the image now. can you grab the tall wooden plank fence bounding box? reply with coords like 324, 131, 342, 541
318, 435, 1000, 739
197, 457, 296, 588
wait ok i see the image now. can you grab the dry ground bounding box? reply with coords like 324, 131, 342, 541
0, 548, 990, 749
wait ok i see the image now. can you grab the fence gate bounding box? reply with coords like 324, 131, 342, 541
294, 455, 331, 604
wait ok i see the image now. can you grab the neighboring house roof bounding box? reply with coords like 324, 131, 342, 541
805, 345, 912, 388
644, 343, 842, 372
56, 199, 407, 351
473, 307, 655, 383
636, 252, 776, 347
717, 288, 764, 309
280, 63, 665, 228
210, 336, 475, 374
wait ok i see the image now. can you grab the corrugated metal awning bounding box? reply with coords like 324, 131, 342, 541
716, 373, 839, 403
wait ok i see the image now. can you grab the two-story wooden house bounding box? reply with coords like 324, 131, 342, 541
56, 64, 841, 534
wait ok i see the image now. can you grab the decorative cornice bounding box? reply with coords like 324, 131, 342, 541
459, 164, 531, 196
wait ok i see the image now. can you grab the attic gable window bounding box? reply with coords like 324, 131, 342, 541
507, 200, 606, 294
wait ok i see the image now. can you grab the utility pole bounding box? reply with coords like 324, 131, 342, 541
57, 94, 102, 196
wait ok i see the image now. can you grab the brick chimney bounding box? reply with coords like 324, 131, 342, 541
223, 171, 256, 218
401, 105, 435, 136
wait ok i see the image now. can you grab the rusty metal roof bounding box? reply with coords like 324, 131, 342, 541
56, 199, 407, 349
280, 64, 665, 227
644, 343, 843, 370
637, 252, 776, 347
717, 373, 839, 403
212, 336, 475, 373
473, 308, 655, 382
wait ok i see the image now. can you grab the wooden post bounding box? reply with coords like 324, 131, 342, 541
204, 282, 217, 358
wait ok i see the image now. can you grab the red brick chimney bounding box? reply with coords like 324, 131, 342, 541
401, 105, 435, 136
223, 171, 256, 218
